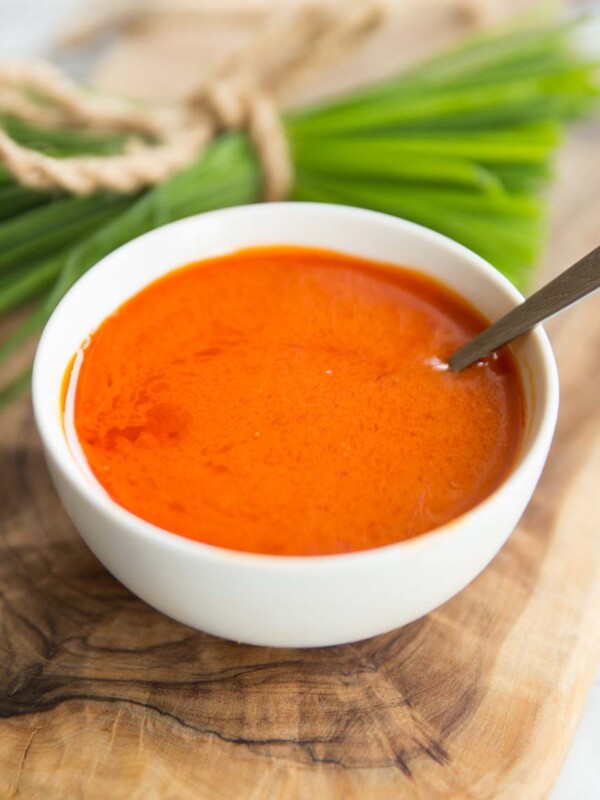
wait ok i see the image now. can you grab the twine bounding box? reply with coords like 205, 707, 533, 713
0, 2, 383, 200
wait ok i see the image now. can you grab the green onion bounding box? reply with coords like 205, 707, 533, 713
0, 113, 129, 156
0, 16, 598, 402
0, 184, 52, 222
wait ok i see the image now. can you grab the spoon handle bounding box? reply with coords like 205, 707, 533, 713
449, 244, 600, 371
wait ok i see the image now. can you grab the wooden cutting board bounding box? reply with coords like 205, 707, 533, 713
0, 122, 599, 800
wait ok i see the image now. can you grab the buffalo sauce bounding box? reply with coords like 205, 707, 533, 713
66, 246, 524, 555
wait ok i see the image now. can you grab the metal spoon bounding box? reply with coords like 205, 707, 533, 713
449, 244, 600, 371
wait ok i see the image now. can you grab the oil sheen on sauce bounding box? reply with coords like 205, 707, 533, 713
66, 246, 524, 556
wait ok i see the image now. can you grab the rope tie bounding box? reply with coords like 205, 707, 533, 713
199, 81, 293, 202
0, 1, 383, 199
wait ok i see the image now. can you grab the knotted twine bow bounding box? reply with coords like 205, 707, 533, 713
0, 2, 382, 200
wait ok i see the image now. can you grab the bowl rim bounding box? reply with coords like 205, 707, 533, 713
32, 201, 559, 571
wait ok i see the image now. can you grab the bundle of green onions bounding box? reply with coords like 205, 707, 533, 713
0, 18, 598, 405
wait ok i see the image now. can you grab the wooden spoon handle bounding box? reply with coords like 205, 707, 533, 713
449, 244, 600, 371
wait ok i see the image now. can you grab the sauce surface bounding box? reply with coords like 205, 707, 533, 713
68, 246, 524, 555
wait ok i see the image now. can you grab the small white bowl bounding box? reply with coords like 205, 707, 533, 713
32, 203, 559, 648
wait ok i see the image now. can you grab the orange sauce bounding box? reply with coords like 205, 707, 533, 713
67, 246, 524, 555
60, 352, 76, 421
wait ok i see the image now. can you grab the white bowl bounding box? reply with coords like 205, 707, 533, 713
32, 203, 559, 648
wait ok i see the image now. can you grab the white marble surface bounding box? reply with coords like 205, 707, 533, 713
1, 0, 599, 795
0, 0, 81, 59
553, 685, 600, 799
